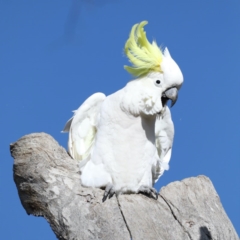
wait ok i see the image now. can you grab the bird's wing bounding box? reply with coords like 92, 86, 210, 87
62, 92, 106, 163
154, 106, 174, 183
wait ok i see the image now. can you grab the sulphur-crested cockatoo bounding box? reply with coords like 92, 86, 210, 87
62, 21, 183, 201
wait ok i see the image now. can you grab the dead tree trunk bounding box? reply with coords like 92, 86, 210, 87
10, 133, 238, 240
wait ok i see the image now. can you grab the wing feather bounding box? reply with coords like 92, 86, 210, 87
154, 106, 174, 183
62, 92, 106, 162
62, 117, 73, 132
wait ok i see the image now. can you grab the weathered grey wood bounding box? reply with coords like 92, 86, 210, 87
159, 176, 239, 240
118, 194, 190, 240
11, 133, 130, 240
10, 133, 239, 240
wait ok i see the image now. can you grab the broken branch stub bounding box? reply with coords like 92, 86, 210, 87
10, 133, 239, 240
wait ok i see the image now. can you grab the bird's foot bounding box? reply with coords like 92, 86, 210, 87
138, 185, 158, 200
102, 183, 116, 202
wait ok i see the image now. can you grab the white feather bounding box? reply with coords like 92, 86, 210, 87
154, 106, 174, 182
62, 49, 183, 194
62, 92, 106, 162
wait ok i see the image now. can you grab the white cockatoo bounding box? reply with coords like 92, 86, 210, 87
62, 21, 183, 201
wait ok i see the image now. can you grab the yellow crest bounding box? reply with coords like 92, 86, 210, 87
124, 21, 163, 77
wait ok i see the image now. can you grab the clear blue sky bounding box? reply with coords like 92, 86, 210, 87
1, 0, 239, 239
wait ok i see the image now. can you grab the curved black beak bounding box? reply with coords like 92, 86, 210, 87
162, 87, 178, 107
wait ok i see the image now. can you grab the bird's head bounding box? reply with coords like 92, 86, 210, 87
123, 21, 183, 116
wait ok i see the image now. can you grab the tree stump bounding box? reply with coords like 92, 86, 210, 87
10, 133, 239, 240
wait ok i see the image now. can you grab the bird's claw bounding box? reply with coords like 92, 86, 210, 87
138, 185, 158, 200
102, 184, 116, 202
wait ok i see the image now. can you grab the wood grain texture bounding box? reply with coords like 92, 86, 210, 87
159, 176, 239, 240
10, 133, 239, 240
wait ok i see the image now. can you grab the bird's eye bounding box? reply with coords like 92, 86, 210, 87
154, 79, 161, 87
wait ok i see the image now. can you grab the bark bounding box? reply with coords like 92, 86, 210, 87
10, 133, 239, 240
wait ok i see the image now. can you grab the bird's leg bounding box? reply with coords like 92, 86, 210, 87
138, 185, 158, 200
102, 183, 116, 202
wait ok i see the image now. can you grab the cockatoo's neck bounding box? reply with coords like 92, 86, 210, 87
120, 76, 164, 117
